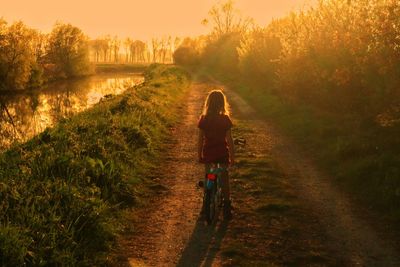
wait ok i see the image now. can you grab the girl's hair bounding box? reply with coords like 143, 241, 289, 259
202, 90, 230, 116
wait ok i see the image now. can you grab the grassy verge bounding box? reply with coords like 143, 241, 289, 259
0, 64, 190, 266
224, 78, 400, 222
219, 121, 333, 266
95, 63, 150, 74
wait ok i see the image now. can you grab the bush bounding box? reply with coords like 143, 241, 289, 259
173, 46, 200, 66
201, 33, 241, 77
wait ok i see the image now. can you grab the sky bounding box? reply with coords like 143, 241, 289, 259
1, 0, 316, 40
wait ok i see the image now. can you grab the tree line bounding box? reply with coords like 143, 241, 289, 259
0, 19, 182, 92
89, 36, 181, 64
0, 20, 92, 91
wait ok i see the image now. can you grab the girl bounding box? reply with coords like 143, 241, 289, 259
198, 89, 234, 219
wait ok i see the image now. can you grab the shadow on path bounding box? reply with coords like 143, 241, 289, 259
176, 216, 229, 267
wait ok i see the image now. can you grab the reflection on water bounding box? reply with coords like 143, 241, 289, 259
0, 73, 144, 151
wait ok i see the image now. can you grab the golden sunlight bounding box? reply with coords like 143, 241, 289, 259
1, 0, 316, 39
1, 0, 399, 266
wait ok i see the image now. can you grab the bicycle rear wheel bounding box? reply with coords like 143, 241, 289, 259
205, 187, 217, 225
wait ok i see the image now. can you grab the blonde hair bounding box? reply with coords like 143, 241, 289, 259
202, 90, 230, 116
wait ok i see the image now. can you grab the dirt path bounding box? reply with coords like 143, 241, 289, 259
117, 81, 400, 266
117, 82, 222, 266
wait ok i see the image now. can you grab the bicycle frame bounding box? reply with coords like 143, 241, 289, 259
204, 163, 226, 225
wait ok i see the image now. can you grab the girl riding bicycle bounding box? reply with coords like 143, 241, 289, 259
198, 89, 234, 220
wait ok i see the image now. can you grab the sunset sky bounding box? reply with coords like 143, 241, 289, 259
1, 0, 316, 40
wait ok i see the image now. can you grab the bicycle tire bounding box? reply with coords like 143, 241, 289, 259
205, 186, 216, 225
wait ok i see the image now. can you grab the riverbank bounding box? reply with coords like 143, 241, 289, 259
95, 63, 150, 74
0, 73, 144, 152
0, 64, 148, 96
0, 64, 190, 266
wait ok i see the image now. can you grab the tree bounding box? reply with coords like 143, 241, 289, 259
173, 37, 203, 66
151, 38, 160, 62
29, 31, 47, 87
174, 37, 182, 52
131, 40, 146, 63
47, 23, 92, 78
238, 26, 282, 87
100, 37, 110, 62
199, 1, 252, 74
0, 21, 37, 90
89, 39, 102, 62
202, 0, 253, 39
111, 36, 120, 63
160, 37, 167, 63
167, 36, 173, 63
124, 38, 132, 63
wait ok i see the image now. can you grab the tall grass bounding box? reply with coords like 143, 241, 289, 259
237, 0, 400, 217
239, 0, 400, 122
0, 64, 190, 265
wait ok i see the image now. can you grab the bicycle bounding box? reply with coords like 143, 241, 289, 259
203, 163, 226, 225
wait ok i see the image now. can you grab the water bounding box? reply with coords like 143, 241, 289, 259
0, 73, 144, 151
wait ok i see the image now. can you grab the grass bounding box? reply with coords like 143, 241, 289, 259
95, 63, 150, 74
0, 64, 190, 266
227, 78, 400, 222
218, 122, 333, 266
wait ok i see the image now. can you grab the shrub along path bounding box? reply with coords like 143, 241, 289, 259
116, 80, 400, 266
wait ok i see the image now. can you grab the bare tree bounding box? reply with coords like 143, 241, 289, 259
167, 36, 173, 63
160, 37, 167, 63
146, 42, 151, 63
124, 38, 132, 63
203, 0, 253, 38
89, 39, 103, 62
174, 37, 181, 52
112, 36, 120, 63
151, 38, 160, 63
130, 40, 146, 63
99, 38, 110, 62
